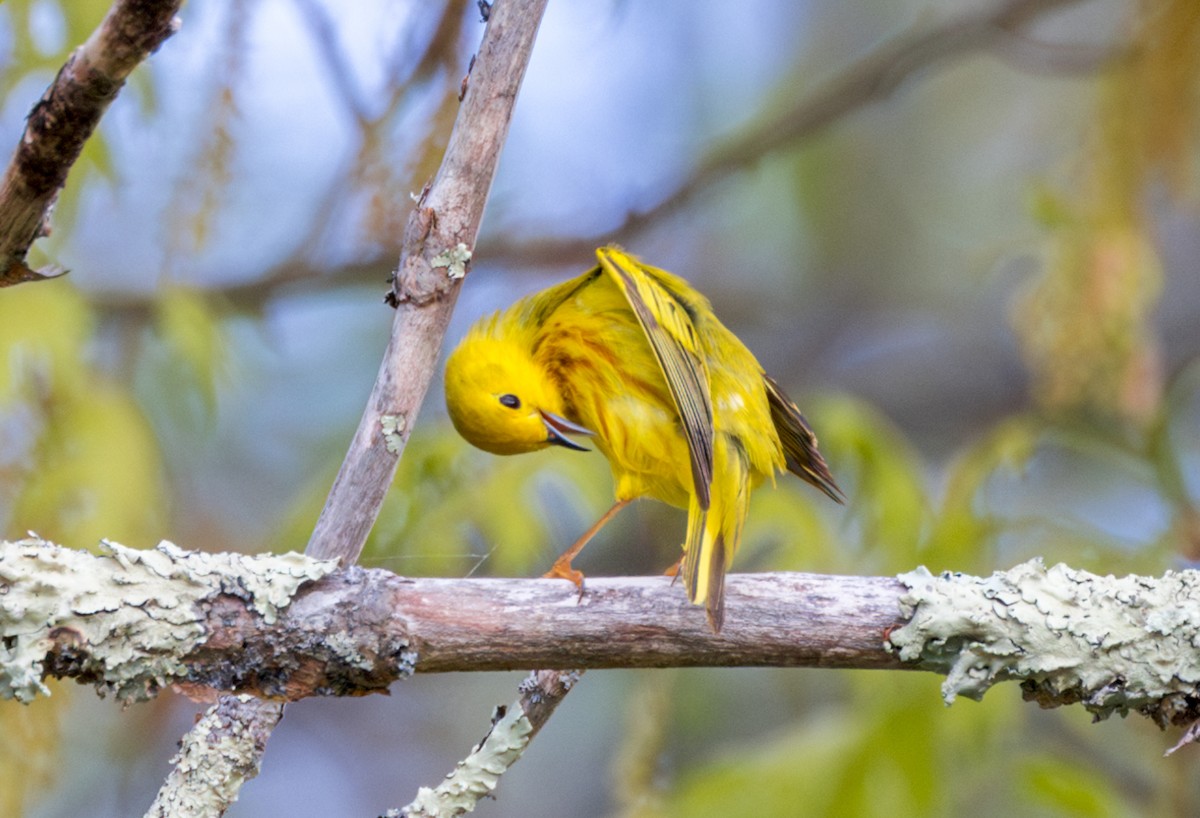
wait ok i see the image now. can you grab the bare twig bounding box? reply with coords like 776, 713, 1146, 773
0, 0, 184, 286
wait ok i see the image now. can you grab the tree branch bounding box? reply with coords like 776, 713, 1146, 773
145, 3, 551, 813
307, 0, 548, 568
393, 670, 582, 818
144, 694, 281, 818
0, 0, 184, 286
7, 538, 1200, 735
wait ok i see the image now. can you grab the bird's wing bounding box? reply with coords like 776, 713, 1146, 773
762, 374, 843, 502
596, 246, 714, 509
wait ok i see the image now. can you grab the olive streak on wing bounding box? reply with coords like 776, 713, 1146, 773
596, 247, 714, 510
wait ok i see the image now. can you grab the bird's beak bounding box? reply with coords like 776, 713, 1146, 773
541, 411, 594, 451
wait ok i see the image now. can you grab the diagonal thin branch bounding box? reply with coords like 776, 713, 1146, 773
394, 670, 583, 818
146, 3, 550, 815
305, 0, 548, 567
0, 0, 184, 286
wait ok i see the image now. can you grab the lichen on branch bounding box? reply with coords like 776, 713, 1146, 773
0, 537, 334, 703
890, 560, 1200, 726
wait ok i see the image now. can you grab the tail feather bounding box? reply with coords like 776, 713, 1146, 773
682, 437, 751, 633
704, 535, 727, 632
682, 501, 706, 604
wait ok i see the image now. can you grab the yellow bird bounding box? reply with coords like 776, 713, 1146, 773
444, 246, 842, 631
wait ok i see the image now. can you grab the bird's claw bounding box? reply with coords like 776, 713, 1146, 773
542, 561, 587, 602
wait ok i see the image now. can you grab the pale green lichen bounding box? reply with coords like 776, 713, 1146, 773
143, 694, 277, 818
430, 243, 472, 279
889, 559, 1200, 721
381, 413, 407, 454
324, 631, 374, 672
0, 537, 336, 704
401, 702, 534, 816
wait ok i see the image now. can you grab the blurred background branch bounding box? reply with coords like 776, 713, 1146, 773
83, 0, 1108, 313
482, 0, 1096, 269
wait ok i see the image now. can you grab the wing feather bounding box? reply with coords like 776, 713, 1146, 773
596, 246, 714, 509
763, 374, 843, 502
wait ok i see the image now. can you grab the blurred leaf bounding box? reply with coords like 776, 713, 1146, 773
1020, 753, 1125, 817
806, 394, 929, 572
154, 286, 228, 418
0, 686, 65, 818
60, 0, 112, 51
0, 281, 92, 404
1150, 359, 1200, 503
665, 708, 871, 818
12, 382, 167, 548
928, 414, 1042, 570
1150, 361, 1200, 559
741, 479, 840, 574
1026, 184, 1075, 229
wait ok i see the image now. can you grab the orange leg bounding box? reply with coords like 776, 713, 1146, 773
543, 499, 631, 598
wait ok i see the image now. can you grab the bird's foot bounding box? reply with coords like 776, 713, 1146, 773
663, 557, 683, 584
542, 560, 587, 602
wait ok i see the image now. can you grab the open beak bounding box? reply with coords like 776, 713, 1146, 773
541, 411, 594, 452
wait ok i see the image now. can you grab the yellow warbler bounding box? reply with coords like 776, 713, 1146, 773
444, 246, 841, 630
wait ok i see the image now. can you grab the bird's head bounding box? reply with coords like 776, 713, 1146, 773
444, 331, 593, 456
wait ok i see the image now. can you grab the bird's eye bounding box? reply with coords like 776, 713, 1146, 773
498, 393, 521, 409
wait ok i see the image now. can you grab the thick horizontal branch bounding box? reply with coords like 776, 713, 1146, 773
4, 539, 1200, 733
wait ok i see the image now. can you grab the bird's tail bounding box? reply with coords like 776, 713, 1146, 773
683, 438, 751, 632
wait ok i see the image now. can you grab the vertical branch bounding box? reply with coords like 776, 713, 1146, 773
146, 2, 550, 814
306, 0, 549, 565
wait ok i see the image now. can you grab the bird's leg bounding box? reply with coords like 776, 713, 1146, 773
543, 499, 631, 598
